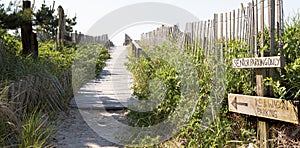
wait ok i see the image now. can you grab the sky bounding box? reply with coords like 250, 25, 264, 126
2, 0, 300, 45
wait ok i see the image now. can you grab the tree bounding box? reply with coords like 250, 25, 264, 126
0, 0, 77, 43
34, 1, 57, 41
0, 0, 26, 30
65, 15, 76, 33
34, 1, 77, 42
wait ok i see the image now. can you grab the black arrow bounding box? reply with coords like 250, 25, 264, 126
231, 97, 248, 109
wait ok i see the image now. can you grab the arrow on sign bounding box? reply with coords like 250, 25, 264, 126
231, 97, 248, 109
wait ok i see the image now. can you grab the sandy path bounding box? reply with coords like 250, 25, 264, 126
51, 109, 126, 148
51, 46, 132, 148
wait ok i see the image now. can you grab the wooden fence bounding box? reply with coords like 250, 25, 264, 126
140, 25, 183, 49
57, 6, 110, 46
135, 0, 285, 147
140, 0, 284, 61
68, 32, 109, 45
131, 40, 142, 59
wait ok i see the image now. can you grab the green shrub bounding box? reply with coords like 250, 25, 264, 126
0, 31, 110, 146
125, 39, 257, 147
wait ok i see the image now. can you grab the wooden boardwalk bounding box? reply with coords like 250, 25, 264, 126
70, 46, 133, 110
54, 46, 132, 148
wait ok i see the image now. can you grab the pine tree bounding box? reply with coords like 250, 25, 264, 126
34, 1, 57, 41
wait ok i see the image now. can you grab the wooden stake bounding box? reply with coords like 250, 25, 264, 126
225, 13, 228, 43
21, 1, 32, 56
260, 0, 265, 57
220, 13, 224, 61
268, 0, 275, 96
237, 9, 240, 42
255, 0, 259, 57
229, 12, 232, 41
214, 14, 218, 57
277, 0, 285, 75
232, 10, 236, 40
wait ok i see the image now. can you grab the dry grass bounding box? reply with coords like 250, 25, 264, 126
2, 73, 65, 114
272, 124, 300, 147
0, 100, 20, 147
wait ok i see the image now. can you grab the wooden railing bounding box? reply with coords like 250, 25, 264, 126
131, 40, 142, 59
57, 6, 110, 46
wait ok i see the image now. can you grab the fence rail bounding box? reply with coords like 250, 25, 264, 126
56, 6, 110, 47
132, 0, 285, 147
140, 0, 284, 61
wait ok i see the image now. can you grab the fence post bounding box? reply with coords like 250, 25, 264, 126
229, 12, 232, 41
214, 14, 218, 58
57, 5, 66, 47
21, 0, 33, 56
232, 10, 236, 40
203, 21, 207, 53
255, 0, 259, 57
31, 32, 38, 59
257, 1, 267, 147
237, 9, 240, 42
277, 0, 285, 74
220, 13, 224, 61
268, 0, 276, 96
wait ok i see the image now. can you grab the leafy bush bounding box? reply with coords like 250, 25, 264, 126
72, 44, 110, 91
126, 37, 258, 147
126, 53, 181, 126
125, 12, 300, 148
0, 31, 110, 146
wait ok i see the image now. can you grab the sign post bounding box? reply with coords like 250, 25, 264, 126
228, 55, 298, 147
227, 1, 291, 147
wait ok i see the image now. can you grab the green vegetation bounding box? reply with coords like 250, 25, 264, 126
0, 31, 109, 147
0, 0, 108, 147
0, 0, 111, 146
125, 13, 300, 147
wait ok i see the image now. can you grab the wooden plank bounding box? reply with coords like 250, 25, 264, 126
249, 2, 254, 57
237, 9, 240, 42
203, 21, 207, 53
199, 21, 203, 51
258, 120, 269, 148
220, 13, 224, 40
214, 14, 218, 57
194, 22, 198, 55
269, 0, 275, 57
255, 0, 259, 57
232, 10, 236, 40
207, 20, 211, 55
228, 94, 299, 124
240, 4, 245, 43
191, 22, 194, 53
225, 13, 228, 43
260, 0, 265, 57
220, 13, 224, 61
229, 12, 232, 40
268, 0, 276, 96
232, 56, 281, 68
277, 0, 285, 74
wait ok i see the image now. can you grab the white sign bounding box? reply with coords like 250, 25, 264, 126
232, 56, 281, 68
